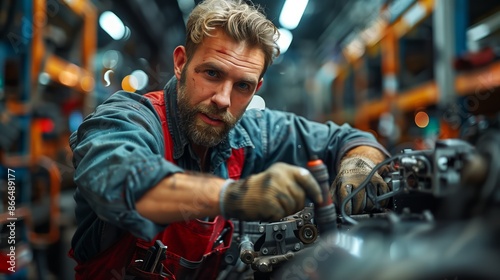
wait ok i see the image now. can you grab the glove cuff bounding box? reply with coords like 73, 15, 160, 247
219, 179, 236, 218
340, 155, 376, 170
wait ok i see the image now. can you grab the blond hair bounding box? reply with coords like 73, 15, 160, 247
185, 0, 280, 76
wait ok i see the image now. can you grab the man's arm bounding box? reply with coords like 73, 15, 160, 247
137, 163, 324, 223
136, 173, 225, 224
238, 109, 389, 181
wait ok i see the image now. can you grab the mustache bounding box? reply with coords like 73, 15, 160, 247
198, 105, 236, 124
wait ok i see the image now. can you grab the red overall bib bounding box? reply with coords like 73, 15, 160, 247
69, 91, 245, 279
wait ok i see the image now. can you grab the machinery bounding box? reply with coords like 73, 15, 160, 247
223, 115, 500, 279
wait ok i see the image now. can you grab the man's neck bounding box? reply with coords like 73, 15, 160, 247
191, 143, 210, 171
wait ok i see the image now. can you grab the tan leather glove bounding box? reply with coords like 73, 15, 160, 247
220, 162, 323, 221
331, 156, 390, 215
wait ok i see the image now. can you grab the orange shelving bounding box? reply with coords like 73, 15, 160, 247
354, 60, 500, 128
32, 0, 97, 94
455, 61, 500, 96
332, 0, 500, 136
44, 55, 95, 93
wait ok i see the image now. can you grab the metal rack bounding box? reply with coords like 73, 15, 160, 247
1, 0, 96, 278
328, 0, 500, 141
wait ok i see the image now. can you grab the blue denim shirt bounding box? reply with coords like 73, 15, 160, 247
70, 77, 388, 261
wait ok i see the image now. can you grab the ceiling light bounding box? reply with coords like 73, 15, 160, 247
177, 0, 195, 14
247, 95, 266, 111
131, 70, 149, 91
99, 11, 126, 40
467, 24, 490, 41
279, 0, 309, 30
277, 28, 293, 54
415, 111, 430, 128
122, 75, 137, 92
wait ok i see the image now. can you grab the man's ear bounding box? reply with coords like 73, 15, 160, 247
256, 78, 264, 93
173, 46, 187, 80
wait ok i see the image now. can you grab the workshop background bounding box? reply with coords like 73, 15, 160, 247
1, 0, 500, 279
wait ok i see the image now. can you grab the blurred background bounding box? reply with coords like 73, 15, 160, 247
1, 0, 500, 279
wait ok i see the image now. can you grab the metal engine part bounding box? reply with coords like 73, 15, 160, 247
238, 205, 319, 273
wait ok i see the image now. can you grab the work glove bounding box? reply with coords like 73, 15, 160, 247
220, 162, 323, 221
331, 156, 390, 215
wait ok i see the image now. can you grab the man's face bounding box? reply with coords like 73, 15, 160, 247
174, 29, 265, 147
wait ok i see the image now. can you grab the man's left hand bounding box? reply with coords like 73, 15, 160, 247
330, 156, 390, 215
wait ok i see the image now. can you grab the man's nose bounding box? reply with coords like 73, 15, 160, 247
211, 82, 231, 109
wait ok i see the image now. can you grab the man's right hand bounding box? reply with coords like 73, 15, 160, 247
220, 162, 323, 221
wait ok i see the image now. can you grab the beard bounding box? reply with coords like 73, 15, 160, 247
177, 72, 239, 147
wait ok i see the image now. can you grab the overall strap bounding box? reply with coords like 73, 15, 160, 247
143, 90, 174, 162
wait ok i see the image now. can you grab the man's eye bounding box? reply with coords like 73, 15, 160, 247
206, 70, 218, 77
237, 82, 250, 91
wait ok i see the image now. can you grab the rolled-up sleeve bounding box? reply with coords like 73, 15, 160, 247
70, 91, 183, 240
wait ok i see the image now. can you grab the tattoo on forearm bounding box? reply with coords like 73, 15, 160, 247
261, 173, 272, 190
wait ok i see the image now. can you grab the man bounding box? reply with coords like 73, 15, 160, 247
69, 0, 390, 278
